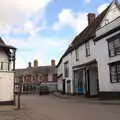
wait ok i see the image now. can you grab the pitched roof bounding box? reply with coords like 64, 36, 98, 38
72, 5, 111, 48
56, 1, 114, 67
15, 65, 57, 76
0, 37, 16, 50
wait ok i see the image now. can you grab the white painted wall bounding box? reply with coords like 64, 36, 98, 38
96, 6, 120, 92
57, 62, 63, 77
0, 50, 9, 71
0, 72, 14, 101
95, 1, 120, 92
97, 17, 120, 37
57, 39, 96, 94
100, 2, 120, 28
72, 40, 95, 67
57, 77, 63, 91
57, 62, 63, 92
62, 53, 73, 94
95, 31, 120, 92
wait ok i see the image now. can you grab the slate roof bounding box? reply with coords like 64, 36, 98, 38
56, 1, 116, 67
15, 65, 57, 77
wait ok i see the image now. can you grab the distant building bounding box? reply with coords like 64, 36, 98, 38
15, 59, 57, 93
0, 37, 16, 104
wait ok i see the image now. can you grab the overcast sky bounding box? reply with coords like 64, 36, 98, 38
0, 0, 116, 68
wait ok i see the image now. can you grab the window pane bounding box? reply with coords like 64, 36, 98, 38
75, 48, 79, 60
85, 42, 90, 56
117, 64, 120, 82
115, 39, 120, 55
64, 62, 69, 77
109, 41, 115, 57
114, 39, 120, 47
110, 65, 117, 82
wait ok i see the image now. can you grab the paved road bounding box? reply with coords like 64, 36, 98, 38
0, 95, 120, 120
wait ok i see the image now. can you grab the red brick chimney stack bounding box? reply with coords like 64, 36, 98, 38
34, 59, 38, 67
87, 13, 96, 25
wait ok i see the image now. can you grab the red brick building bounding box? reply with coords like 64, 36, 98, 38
15, 60, 57, 93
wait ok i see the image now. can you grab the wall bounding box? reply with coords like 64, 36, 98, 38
95, 31, 120, 92
48, 73, 53, 82
57, 77, 63, 91
0, 72, 14, 102
0, 50, 9, 71
57, 39, 96, 94
57, 63, 63, 92
97, 17, 120, 37
95, 2, 120, 93
72, 40, 95, 67
57, 63, 63, 77
62, 53, 73, 94
100, 2, 120, 28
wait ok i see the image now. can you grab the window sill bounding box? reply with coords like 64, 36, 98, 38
110, 81, 120, 83
109, 54, 120, 58
86, 55, 90, 57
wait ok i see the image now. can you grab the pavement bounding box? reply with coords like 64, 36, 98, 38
52, 92, 120, 105
0, 105, 17, 112
0, 92, 120, 112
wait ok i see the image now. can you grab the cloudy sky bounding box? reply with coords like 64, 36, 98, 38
0, 0, 116, 68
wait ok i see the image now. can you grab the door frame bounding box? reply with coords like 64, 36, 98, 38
85, 66, 99, 97
85, 68, 90, 97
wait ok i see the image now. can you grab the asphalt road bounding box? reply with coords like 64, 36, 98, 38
0, 95, 120, 120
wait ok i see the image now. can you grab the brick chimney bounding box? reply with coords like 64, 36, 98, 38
51, 59, 56, 73
34, 59, 38, 67
51, 59, 55, 67
87, 13, 96, 25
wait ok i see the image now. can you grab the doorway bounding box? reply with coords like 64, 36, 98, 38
74, 70, 84, 95
85, 65, 99, 97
